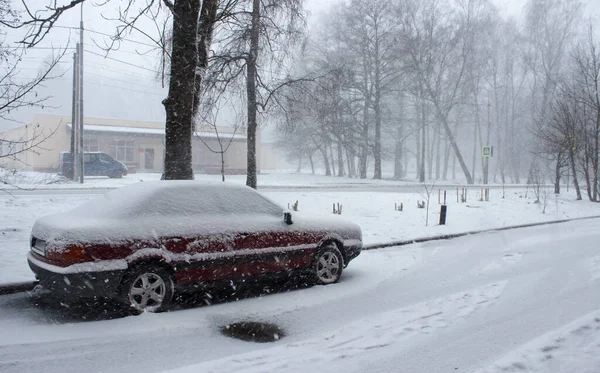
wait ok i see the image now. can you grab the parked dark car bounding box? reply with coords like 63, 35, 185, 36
58, 151, 128, 179
27, 181, 362, 312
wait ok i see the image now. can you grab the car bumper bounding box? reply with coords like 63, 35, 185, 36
27, 252, 127, 299
344, 239, 362, 266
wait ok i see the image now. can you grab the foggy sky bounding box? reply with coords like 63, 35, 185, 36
1, 0, 599, 135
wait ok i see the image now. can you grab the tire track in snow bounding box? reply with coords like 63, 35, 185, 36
475, 311, 600, 373
162, 281, 508, 373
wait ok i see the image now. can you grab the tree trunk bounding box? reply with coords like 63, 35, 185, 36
583, 141, 593, 201
192, 0, 218, 121
296, 156, 301, 173
245, 0, 260, 189
435, 123, 441, 180
360, 102, 369, 179
416, 122, 421, 180
427, 124, 433, 180
570, 148, 582, 200
373, 64, 382, 179
442, 134, 450, 180
329, 144, 336, 176
554, 153, 561, 194
471, 110, 478, 184
420, 97, 426, 182
394, 126, 403, 179
162, 0, 201, 180
346, 147, 355, 178
594, 118, 599, 201
321, 148, 331, 176
308, 154, 314, 175
337, 142, 345, 177
220, 152, 225, 182
452, 152, 457, 180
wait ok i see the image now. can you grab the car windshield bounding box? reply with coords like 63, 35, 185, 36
2, 1, 600, 373
67, 182, 283, 218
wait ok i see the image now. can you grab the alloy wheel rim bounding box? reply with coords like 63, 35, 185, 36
317, 251, 340, 283
129, 273, 166, 312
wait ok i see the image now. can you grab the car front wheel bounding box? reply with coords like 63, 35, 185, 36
313, 244, 344, 285
121, 265, 174, 313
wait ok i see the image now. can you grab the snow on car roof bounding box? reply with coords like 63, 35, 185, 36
68, 180, 282, 218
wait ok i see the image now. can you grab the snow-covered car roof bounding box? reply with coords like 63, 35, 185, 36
68, 181, 283, 218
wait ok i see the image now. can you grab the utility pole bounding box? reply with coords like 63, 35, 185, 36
78, 3, 85, 184
73, 46, 80, 181
70, 49, 77, 180
484, 99, 491, 184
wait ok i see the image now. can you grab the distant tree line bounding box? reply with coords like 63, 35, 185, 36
276, 0, 594, 189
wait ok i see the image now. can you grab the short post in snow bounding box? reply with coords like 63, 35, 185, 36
439, 205, 447, 225
333, 203, 342, 215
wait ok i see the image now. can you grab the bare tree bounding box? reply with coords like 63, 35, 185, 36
571, 26, 600, 201
419, 180, 436, 227
195, 93, 241, 182
398, 0, 495, 184
0, 0, 67, 183
4, 0, 227, 180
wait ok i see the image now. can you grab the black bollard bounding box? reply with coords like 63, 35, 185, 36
439, 205, 447, 225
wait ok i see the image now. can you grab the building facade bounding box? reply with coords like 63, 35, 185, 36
0, 114, 256, 174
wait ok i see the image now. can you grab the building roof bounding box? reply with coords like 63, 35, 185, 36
66, 123, 247, 140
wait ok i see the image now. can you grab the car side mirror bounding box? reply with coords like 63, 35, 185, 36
283, 211, 293, 225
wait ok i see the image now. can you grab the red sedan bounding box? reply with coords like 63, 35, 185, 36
27, 181, 362, 312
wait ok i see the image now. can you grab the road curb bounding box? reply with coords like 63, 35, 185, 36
2, 215, 600, 296
363, 215, 600, 250
0, 281, 37, 296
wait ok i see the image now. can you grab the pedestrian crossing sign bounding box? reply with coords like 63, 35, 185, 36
482, 146, 493, 158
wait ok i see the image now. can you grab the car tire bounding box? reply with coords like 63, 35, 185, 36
120, 265, 174, 313
312, 244, 344, 285
110, 171, 122, 179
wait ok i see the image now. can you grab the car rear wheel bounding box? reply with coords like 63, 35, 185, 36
121, 265, 174, 313
110, 170, 122, 179
312, 244, 343, 285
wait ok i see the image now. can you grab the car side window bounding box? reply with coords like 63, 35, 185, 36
218, 189, 281, 216
100, 154, 112, 162
84, 153, 98, 163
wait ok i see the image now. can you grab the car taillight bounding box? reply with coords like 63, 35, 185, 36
49, 244, 88, 265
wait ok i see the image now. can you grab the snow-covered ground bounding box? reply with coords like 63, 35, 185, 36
0, 219, 598, 372
476, 311, 600, 373
1, 170, 524, 189
1, 184, 599, 284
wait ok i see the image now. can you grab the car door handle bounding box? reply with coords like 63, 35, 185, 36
239, 233, 250, 238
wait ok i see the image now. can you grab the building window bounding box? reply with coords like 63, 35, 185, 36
111, 140, 134, 163
83, 138, 99, 152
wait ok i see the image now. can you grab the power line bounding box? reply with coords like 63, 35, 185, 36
84, 49, 158, 73
53, 25, 159, 48
84, 80, 166, 97
85, 71, 166, 92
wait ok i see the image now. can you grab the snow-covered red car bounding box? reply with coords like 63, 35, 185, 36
27, 181, 362, 312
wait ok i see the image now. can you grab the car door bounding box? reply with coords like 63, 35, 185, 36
168, 231, 237, 286
228, 191, 322, 278
85, 153, 101, 176
232, 221, 321, 278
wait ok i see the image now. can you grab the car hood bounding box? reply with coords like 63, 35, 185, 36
31, 210, 362, 249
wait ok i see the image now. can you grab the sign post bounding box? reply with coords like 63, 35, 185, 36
482, 146, 493, 184
482, 146, 493, 158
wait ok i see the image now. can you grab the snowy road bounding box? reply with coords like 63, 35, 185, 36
0, 220, 599, 373
3, 183, 527, 195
